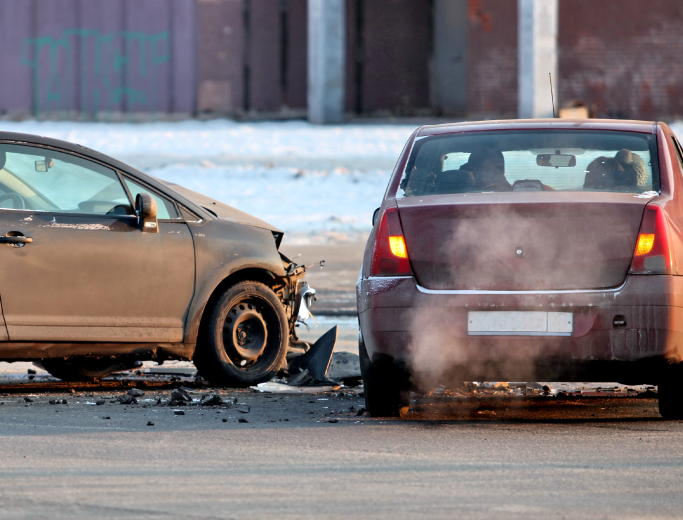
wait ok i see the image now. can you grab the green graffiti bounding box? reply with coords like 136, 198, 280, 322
22, 29, 171, 118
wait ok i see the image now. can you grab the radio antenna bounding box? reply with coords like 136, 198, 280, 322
549, 73, 557, 118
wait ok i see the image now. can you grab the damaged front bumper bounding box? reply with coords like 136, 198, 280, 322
357, 274, 683, 385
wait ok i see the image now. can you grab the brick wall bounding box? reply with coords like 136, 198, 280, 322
357, 0, 432, 115
558, 0, 683, 120
467, 0, 518, 118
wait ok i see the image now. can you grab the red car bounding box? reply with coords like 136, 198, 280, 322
358, 119, 683, 418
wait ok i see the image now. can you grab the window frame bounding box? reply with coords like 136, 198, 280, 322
399, 129, 661, 197
118, 172, 184, 222
0, 140, 186, 221
670, 135, 683, 177
0, 141, 137, 219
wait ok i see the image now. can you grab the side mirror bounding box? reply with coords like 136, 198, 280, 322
372, 207, 380, 226
135, 193, 159, 233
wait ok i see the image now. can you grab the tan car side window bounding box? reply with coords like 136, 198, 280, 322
0, 143, 131, 215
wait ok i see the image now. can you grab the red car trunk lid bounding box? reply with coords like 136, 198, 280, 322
397, 192, 650, 291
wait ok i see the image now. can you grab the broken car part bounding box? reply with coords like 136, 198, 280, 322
288, 326, 338, 381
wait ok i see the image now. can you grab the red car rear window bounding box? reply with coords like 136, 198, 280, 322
399, 130, 659, 197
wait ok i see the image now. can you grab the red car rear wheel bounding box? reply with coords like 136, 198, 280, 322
359, 335, 411, 417
658, 379, 683, 420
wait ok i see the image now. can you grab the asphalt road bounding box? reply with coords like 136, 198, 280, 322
0, 388, 681, 520
1, 243, 681, 519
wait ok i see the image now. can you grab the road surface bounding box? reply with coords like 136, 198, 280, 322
0, 387, 680, 519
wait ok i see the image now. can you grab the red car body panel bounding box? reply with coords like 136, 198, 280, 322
358, 119, 683, 386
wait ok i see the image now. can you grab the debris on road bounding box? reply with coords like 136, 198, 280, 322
170, 388, 192, 404
49, 399, 67, 405
326, 352, 362, 386
288, 326, 337, 381
236, 405, 250, 414
251, 326, 344, 394
128, 389, 145, 397
147, 421, 154, 426
252, 381, 341, 394
173, 410, 185, 416
117, 395, 137, 405
238, 418, 248, 423
200, 393, 223, 406
144, 367, 197, 377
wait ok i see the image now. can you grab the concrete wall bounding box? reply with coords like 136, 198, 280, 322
432, 0, 469, 116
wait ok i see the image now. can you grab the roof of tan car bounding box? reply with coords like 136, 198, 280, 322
417, 119, 658, 137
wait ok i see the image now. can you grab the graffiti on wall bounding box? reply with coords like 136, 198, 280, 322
22, 29, 170, 117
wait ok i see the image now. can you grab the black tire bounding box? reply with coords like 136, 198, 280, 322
658, 380, 683, 419
359, 334, 410, 417
194, 281, 288, 387
41, 358, 129, 382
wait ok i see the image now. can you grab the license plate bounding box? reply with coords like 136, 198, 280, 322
467, 311, 573, 336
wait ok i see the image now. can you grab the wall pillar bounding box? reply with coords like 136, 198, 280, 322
518, 0, 558, 119
431, 0, 468, 116
307, 0, 345, 124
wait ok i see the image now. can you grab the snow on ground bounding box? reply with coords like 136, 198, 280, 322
0, 120, 418, 243
2, 119, 681, 243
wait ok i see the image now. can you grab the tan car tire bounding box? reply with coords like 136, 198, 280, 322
194, 281, 288, 388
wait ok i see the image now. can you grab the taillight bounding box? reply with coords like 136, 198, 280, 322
370, 207, 413, 276
630, 205, 673, 274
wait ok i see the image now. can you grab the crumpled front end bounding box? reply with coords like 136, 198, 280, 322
274, 253, 318, 341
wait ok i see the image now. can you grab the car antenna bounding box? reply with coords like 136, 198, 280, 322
549, 73, 557, 118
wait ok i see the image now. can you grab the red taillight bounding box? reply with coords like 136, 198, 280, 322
370, 207, 413, 276
630, 205, 673, 274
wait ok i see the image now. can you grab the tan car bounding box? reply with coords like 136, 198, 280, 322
0, 131, 313, 386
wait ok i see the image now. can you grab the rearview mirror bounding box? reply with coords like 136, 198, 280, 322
537, 154, 577, 167
135, 193, 159, 233
34, 158, 54, 172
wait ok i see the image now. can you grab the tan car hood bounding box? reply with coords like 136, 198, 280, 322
158, 179, 282, 233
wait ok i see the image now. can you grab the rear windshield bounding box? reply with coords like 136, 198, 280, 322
399, 130, 659, 197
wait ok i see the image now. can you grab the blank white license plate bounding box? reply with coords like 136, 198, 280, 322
467, 311, 573, 336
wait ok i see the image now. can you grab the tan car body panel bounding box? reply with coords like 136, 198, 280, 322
0, 131, 288, 362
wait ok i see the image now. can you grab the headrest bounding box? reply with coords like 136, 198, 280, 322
433, 169, 476, 194
584, 156, 636, 189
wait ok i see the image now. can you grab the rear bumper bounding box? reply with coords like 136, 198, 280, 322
357, 275, 683, 384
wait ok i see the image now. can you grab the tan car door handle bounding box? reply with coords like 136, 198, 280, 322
0, 236, 33, 244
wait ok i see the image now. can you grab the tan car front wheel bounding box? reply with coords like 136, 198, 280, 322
194, 281, 288, 388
